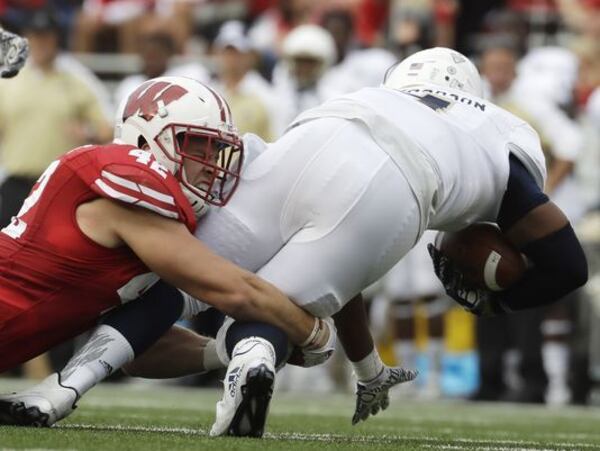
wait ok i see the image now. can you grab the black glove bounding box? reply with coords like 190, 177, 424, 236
427, 243, 507, 317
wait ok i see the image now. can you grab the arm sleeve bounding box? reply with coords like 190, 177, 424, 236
497, 154, 549, 231
496, 155, 588, 311
499, 224, 588, 311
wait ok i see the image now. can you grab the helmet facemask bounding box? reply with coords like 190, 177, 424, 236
155, 123, 244, 208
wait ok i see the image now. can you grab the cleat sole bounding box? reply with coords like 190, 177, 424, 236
227, 364, 274, 438
0, 400, 50, 427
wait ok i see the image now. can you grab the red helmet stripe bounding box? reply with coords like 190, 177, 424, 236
204, 84, 228, 123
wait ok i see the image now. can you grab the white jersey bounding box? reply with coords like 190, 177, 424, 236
194, 85, 547, 317
291, 84, 547, 232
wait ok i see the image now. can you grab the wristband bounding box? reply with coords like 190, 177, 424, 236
299, 318, 320, 348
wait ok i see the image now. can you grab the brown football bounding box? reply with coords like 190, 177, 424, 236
437, 223, 526, 291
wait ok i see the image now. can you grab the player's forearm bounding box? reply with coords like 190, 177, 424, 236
156, 251, 316, 345
158, 249, 315, 344
236, 274, 317, 346
114, 205, 317, 345
501, 223, 587, 311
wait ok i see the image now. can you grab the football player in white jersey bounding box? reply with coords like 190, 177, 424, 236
2, 48, 587, 437
188, 47, 584, 435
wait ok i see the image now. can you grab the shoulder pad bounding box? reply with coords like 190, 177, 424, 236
72, 144, 196, 231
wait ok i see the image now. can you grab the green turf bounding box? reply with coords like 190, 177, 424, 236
1, 378, 600, 450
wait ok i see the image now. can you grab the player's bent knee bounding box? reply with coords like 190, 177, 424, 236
225, 321, 290, 367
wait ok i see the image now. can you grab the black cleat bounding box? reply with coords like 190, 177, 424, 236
0, 399, 50, 427
227, 363, 275, 438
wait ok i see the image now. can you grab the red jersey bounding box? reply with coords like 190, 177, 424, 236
0, 143, 196, 371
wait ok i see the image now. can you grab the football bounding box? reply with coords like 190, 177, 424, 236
436, 223, 526, 291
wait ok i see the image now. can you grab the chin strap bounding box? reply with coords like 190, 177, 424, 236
181, 185, 209, 218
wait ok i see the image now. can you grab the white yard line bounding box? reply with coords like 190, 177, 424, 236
1, 449, 77, 451
60, 423, 599, 448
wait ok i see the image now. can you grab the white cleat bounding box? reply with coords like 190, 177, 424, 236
0, 373, 79, 427
210, 337, 276, 438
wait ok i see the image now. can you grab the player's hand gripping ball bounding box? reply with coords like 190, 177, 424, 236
435, 223, 526, 291
428, 223, 526, 316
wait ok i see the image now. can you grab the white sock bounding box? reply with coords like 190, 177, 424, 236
60, 325, 134, 395
352, 348, 384, 383
203, 339, 227, 371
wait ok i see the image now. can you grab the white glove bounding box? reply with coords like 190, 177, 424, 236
352, 366, 418, 425
288, 317, 336, 368
0, 29, 28, 78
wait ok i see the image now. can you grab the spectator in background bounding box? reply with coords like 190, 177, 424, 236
114, 31, 176, 105
271, 24, 337, 136
557, 0, 600, 41
387, 0, 435, 58
72, 0, 195, 54
513, 47, 585, 209
139, 0, 196, 53
114, 31, 209, 107
320, 7, 395, 98
354, 0, 390, 47
211, 21, 274, 141
481, 44, 521, 102
0, 9, 111, 229
320, 7, 355, 67
72, 0, 150, 53
572, 38, 600, 108
479, 9, 528, 56
248, 0, 317, 76
0, 0, 47, 30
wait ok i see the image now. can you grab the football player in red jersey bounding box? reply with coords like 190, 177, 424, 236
0, 76, 334, 426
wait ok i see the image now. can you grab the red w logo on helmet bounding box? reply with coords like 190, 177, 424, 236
123, 81, 187, 121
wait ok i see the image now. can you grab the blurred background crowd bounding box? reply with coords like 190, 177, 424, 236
1, 0, 600, 408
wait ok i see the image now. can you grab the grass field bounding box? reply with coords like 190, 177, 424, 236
1, 378, 600, 450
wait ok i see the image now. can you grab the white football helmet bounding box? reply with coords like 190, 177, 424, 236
383, 47, 484, 97
282, 25, 337, 67
114, 76, 243, 216
281, 24, 337, 86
